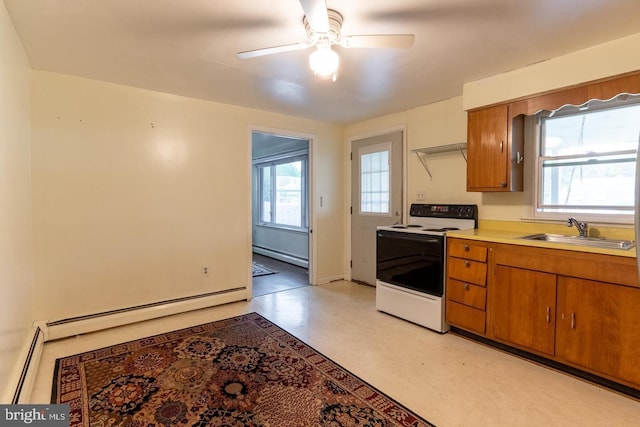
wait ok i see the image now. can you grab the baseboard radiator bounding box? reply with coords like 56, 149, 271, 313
3, 325, 45, 404
8, 287, 247, 403
252, 246, 309, 269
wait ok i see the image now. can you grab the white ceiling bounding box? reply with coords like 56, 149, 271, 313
5, 0, 640, 124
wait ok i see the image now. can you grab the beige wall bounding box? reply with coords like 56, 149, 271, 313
0, 2, 33, 399
346, 33, 640, 223
464, 32, 640, 110
31, 71, 344, 321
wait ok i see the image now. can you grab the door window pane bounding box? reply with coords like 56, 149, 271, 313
360, 148, 390, 214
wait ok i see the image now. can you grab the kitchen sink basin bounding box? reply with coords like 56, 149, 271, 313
518, 233, 636, 250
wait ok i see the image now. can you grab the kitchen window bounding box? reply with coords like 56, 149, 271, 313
534, 94, 640, 222
257, 155, 308, 229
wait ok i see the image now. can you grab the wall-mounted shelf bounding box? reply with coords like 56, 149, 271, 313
411, 143, 467, 179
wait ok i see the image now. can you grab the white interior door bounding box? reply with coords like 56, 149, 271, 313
351, 130, 403, 286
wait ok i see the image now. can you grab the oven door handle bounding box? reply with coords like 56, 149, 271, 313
377, 231, 442, 244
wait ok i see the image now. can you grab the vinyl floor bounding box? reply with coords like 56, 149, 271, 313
252, 253, 309, 297
30, 281, 640, 426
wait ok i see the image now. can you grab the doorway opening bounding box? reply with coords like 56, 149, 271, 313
251, 130, 311, 296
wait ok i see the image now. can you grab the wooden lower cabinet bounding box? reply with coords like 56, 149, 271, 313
446, 240, 640, 392
491, 265, 556, 356
556, 276, 640, 387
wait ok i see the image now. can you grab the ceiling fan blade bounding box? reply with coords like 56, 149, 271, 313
339, 34, 415, 49
299, 0, 329, 32
237, 42, 310, 59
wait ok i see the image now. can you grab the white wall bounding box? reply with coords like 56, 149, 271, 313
31, 71, 344, 321
0, 2, 33, 400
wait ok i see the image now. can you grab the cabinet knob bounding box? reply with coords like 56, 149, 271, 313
464, 283, 470, 291
463, 245, 470, 252
571, 312, 576, 329
546, 306, 551, 323
500, 181, 507, 187
464, 260, 470, 268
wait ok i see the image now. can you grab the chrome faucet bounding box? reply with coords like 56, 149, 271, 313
567, 217, 588, 237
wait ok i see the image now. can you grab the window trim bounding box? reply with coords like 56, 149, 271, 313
255, 153, 308, 231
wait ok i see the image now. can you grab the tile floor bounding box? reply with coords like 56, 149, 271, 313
252, 253, 309, 297
30, 281, 639, 426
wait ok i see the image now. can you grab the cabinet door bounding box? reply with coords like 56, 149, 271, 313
492, 265, 556, 355
556, 277, 640, 387
467, 104, 509, 191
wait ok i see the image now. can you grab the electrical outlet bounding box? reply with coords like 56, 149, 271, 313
202, 266, 209, 277
416, 191, 426, 201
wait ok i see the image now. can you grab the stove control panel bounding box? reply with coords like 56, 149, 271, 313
409, 204, 478, 221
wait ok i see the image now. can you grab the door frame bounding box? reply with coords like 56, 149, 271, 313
247, 126, 317, 298
346, 125, 408, 282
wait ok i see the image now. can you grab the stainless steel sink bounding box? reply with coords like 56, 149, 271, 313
518, 233, 636, 250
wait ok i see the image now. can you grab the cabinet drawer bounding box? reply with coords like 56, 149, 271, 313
447, 279, 486, 310
448, 257, 487, 286
449, 241, 487, 262
447, 300, 486, 334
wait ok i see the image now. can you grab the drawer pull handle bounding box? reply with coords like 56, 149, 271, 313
571, 312, 576, 329
463, 245, 470, 252
464, 261, 470, 268
546, 306, 551, 323
464, 283, 470, 291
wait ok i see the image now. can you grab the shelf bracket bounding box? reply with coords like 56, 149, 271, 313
411, 143, 467, 180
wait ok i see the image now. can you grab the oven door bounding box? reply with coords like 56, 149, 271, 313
376, 230, 444, 297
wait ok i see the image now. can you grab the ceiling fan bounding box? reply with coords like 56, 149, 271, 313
237, 0, 415, 81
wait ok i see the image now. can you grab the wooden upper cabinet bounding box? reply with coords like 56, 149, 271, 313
466, 104, 524, 192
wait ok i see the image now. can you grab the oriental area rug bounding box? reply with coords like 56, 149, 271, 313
52, 312, 435, 427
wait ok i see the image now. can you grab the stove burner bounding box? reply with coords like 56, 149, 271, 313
391, 225, 407, 229
406, 224, 423, 228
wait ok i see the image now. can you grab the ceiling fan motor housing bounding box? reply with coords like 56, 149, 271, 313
304, 9, 343, 45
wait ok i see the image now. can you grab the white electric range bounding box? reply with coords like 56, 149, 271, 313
376, 203, 478, 332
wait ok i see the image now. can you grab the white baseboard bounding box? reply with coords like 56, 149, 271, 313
45, 288, 248, 341
3, 324, 45, 404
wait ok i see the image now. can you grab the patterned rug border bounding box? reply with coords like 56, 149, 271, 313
51, 312, 436, 427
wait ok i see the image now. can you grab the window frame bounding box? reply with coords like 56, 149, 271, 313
531, 95, 640, 224
255, 153, 308, 231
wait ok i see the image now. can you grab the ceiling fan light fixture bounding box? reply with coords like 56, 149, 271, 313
309, 44, 339, 81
